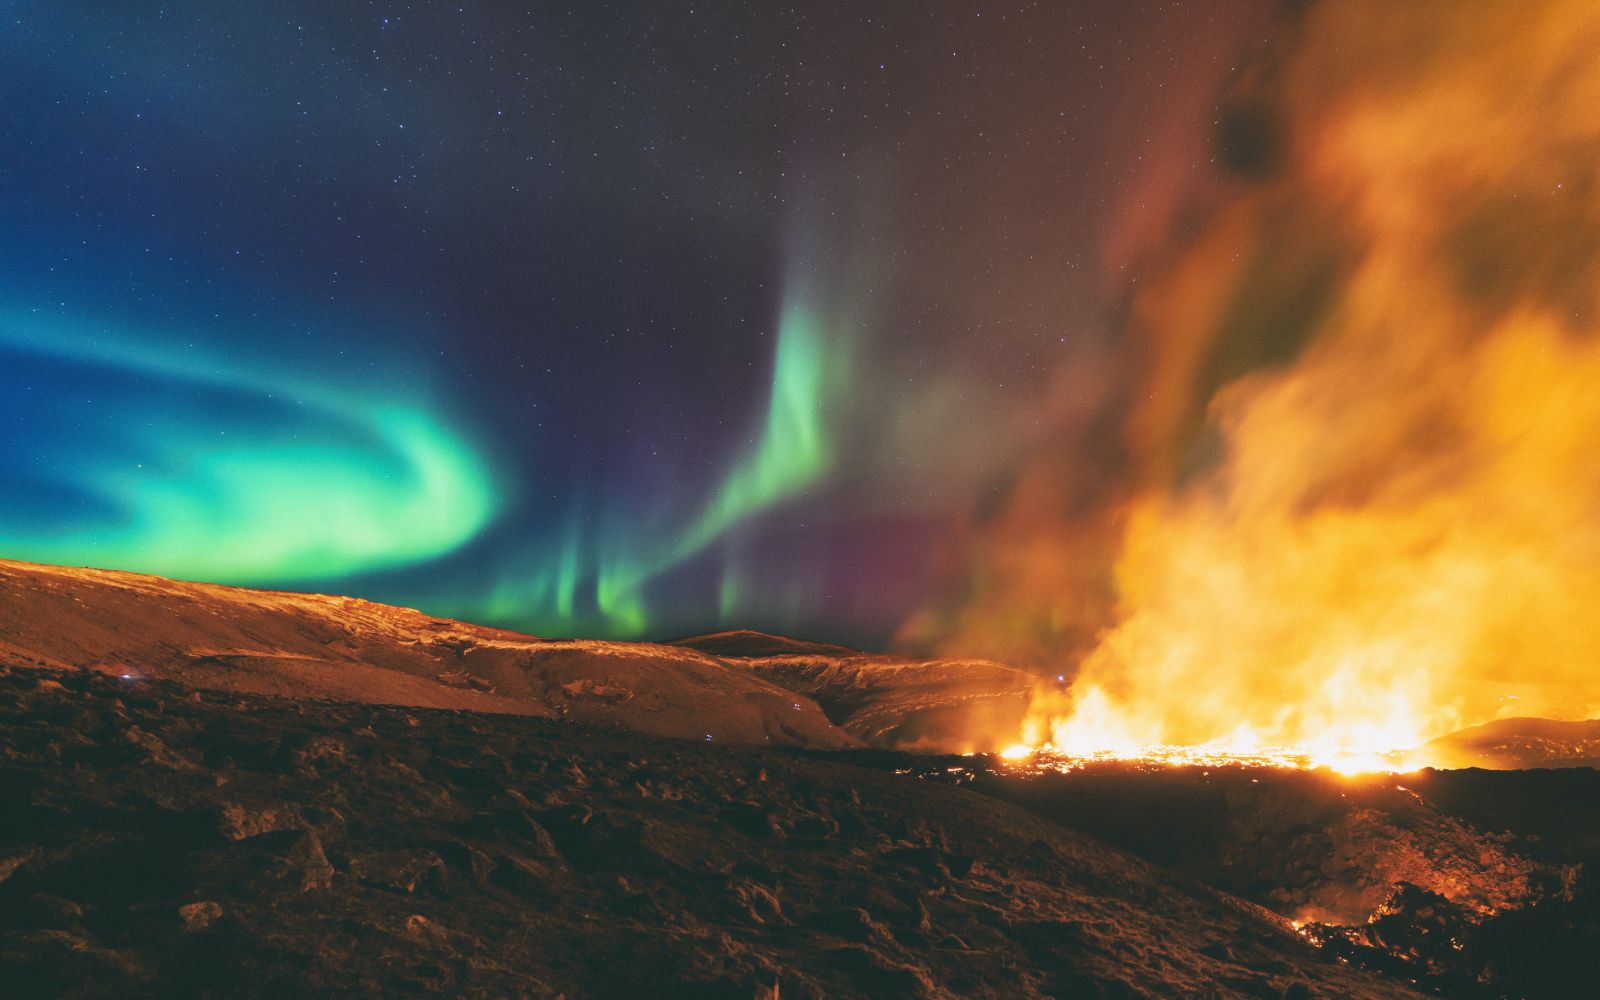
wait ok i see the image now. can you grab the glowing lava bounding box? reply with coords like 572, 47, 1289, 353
992, 743, 1423, 777
1001, 677, 1436, 775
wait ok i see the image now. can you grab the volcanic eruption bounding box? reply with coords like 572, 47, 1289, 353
5, 1, 1600, 998
915, 0, 1600, 775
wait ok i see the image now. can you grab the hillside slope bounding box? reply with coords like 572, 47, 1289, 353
0, 560, 1042, 754
0, 560, 848, 749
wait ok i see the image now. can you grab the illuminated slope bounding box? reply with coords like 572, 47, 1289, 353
0, 558, 851, 748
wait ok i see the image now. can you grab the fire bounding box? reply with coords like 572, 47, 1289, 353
996, 678, 1425, 774
962, 0, 1600, 766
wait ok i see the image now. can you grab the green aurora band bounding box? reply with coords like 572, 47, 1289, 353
466, 287, 852, 637
0, 308, 501, 584
1, 278, 850, 640
596, 294, 849, 633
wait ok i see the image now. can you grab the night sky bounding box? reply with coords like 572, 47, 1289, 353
1, 2, 1266, 645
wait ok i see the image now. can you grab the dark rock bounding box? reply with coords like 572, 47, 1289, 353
401, 912, 450, 946
823, 945, 935, 995
179, 900, 224, 932
730, 880, 785, 925
0, 853, 32, 884
200, 732, 282, 769
491, 851, 561, 898
786, 813, 840, 839
508, 810, 563, 858
1221, 974, 1284, 1000
286, 733, 348, 773
22, 893, 84, 928
805, 908, 894, 946
218, 802, 303, 841
531, 804, 600, 869
0, 930, 153, 993
719, 802, 781, 840
881, 845, 971, 880
121, 726, 198, 771
349, 849, 446, 894
434, 840, 498, 885
282, 830, 335, 891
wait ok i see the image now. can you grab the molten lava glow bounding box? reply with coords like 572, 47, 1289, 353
989, 0, 1600, 764
997, 746, 1419, 778
999, 694, 1425, 775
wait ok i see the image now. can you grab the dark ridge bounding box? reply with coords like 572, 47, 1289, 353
668, 629, 863, 660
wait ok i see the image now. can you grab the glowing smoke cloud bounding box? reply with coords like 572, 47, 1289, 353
984, 0, 1600, 756
0, 307, 500, 584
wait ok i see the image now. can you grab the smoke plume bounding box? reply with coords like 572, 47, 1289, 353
912, 0, 1600, 751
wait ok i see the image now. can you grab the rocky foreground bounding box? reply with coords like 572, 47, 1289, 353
0, 663, 1415, 999
4, 559, 1600, 996
958, 763, 1600, 997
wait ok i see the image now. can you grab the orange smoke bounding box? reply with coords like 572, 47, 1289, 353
929, 0, 1600, 758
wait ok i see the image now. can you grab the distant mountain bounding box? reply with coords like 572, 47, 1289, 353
672, 631, 1043, 753
669, 629, 861, 659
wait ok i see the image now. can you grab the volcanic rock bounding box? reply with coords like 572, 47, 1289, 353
349, 850, 446, 894
178, 900, 224, 932
919, 756, 1600, 997
0, 660, 1415, 998
960, 762, 1572, 924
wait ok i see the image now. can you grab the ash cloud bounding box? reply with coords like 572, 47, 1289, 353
908, 0, 1600, 748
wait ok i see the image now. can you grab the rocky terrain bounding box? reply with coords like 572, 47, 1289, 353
0, 663, 1414, 999
882, 756, 1600, 997
4, 559, 1600, 996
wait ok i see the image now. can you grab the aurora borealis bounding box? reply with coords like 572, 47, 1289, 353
0, 306, 498, 583
1, 2, 1269, 645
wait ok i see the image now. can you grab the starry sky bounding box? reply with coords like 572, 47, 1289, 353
0, 1, 1267, 646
